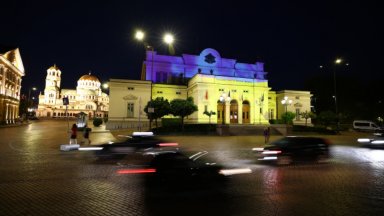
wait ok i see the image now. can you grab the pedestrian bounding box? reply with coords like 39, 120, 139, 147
263, 127, 271, 144
83, 127, 91, 145
70, 124, 78, 144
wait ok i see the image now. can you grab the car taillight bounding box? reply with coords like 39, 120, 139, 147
117, 168, 156, 174
157, 143, 179, 147
262, 150, 282, 155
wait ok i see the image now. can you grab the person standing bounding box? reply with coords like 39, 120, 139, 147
263, 127, 271, 144
70, 124, 78, 144
83, 127, 91, 145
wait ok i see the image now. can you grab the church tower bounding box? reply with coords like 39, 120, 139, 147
43, 64, 61, 105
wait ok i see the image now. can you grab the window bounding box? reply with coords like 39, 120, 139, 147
243, 90, 249, 93
219, 89, 224, 92
204, 105, 208, 112
127, 103, 134, 118
128, 87, 135, 90
231, 90, 237, 93
176, 92, 181, 95
157, 91, 163, 94
296, 96, 300, 99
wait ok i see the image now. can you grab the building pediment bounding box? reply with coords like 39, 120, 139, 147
123, 94, 138, 100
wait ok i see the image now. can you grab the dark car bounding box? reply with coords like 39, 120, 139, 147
253, 136, 331, 165
94, 132, 176, 159
143, 149, 227, 186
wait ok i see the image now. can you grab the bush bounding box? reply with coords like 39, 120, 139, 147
292, 125, 337, 134
103, 117, 108, 123
93, 118, 103, 127
161, 118, 182, 127
152, 123, 216, 135
269, 119, 284, 124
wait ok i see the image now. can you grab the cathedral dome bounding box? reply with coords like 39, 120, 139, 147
78, 74, 100, 83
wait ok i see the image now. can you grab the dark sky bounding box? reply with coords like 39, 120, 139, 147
2, 0, 383, 96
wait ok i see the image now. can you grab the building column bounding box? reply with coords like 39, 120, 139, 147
12, 105, 16, 123
5, 103, 9, 124
225, 101, 230, 124
238, 102, 243, 124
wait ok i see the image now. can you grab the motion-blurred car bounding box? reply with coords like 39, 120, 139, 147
117, 148, 251, 187
93, 132, 177, 159
357, 137, 384, 148
253, 136, 331, 165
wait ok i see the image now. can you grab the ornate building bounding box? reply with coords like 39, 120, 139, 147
107, 48, 312, 129
37, 65, 109, 119
0, 47, 25, 124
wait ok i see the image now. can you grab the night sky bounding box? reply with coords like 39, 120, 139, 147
2, 0, 383, 97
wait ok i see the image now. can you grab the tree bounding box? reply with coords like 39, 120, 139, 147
203, 110, 216, 124
281, 111, 296, 124
170, 97, 198, 131
144, 97, 171, 129
316, 110, 337, 127
300, 111, 316, 126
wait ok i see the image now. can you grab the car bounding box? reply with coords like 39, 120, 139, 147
252, 136, 331, 165
357, 137, 384, 149
353, 120, 382, 132
117, 148, 251, 188
93, 132, 177, 159
143, 149, 226, 186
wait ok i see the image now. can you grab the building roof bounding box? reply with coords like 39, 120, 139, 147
78, 73, 100, 82
49, 64, 60, 71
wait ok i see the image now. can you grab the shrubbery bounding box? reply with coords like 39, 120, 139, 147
93, 118, 103, 127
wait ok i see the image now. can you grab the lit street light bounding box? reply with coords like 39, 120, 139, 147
135, 30, 145, 41
219, 93, 231, 125
334, 58, 342, 133
163, 33, 174, 44
26, 87, 37, 121
281, 96, 292, 124
163, 33, 175, 55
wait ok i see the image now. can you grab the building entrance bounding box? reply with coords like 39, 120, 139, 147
230, 100, 238, 124
242, 101, 250, 124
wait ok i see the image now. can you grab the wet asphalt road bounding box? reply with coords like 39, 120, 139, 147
1, 120, 384, 216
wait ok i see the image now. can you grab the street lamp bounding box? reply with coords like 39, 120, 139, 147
219, 93, 231, 125
27, 87, 37, 120
163, 33, 175, 55
281, 96, 292, 124
334, 58, 342, 133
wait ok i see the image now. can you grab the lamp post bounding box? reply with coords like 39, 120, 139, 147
27, 87, 37, 121
281, 96, 292, 124
334, 58, 342, 133
219, 93, 231, 125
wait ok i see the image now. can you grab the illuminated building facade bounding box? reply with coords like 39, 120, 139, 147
107, 48, 311, 129
37, 65, 109, 118
0, 47, 25, 124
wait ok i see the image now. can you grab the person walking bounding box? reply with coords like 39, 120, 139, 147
263, 127, 271, 144
70, 124, 78, 144
83, 127, 91, 145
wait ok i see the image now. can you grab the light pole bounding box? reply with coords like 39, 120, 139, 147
334, 58, 342, 133
281, 96, 292, 124
219, 93, 231, 125
27, 87, 37, 120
